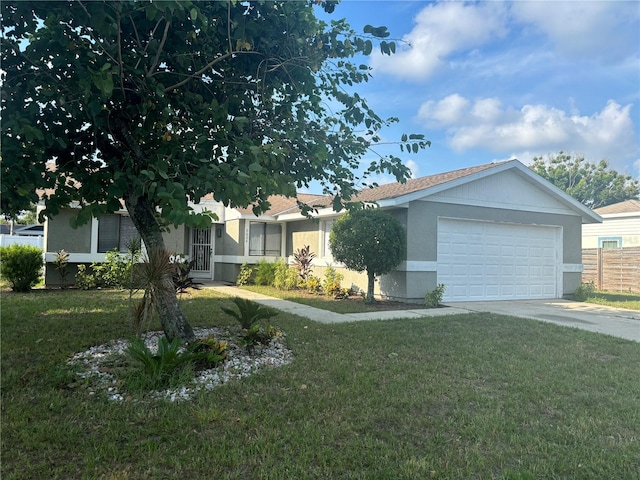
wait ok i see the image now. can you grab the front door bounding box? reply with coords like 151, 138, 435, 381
190, 227, 213, 279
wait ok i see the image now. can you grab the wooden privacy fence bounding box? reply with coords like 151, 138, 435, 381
582, 247, 640, 292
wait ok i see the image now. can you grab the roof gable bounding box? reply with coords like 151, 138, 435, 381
353, 163, 497, 203
373, 160, 601, 224
235, 160, 601, 224
426, 168, 579, 216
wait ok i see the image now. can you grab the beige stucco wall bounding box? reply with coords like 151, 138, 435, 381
223, 219, 243, 256
162, 225, 188, 256
286, 219, 320, 256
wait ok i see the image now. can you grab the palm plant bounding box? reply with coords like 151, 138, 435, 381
131, 247, 175, 337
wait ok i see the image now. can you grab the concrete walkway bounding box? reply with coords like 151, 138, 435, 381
205, 284, 640, 342
207, 285, 470, 324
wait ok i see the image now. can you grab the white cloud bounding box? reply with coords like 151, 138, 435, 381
370, 1, 638, 82
406, 159, 420, 178
511, 1, 640, 61
418, 94, 470, 126
370, 2, 508, 80
417, 96, 638, 173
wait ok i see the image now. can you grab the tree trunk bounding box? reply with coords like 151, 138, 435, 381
366, 270, 376, 304
124, 193, 195, 342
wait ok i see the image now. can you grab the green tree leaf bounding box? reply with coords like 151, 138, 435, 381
530, 153, 639, 208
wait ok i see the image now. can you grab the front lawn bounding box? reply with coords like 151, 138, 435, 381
585, 290, 640, 310
2, 289, 639, 479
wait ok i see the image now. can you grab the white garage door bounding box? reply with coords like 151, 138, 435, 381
437, 218, 560, 301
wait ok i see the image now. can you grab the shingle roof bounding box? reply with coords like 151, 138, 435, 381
352, 162, 499, 202
236, 193, 330, 216
235, 161, 505, 217
593, 199, 640, 215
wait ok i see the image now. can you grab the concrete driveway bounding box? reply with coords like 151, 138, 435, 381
448, 299, 640, 342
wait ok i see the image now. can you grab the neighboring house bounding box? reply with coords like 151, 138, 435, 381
582, 199, 640, 249
43, 160, 601, 302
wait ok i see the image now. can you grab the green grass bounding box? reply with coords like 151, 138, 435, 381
585, 290, 640, 310
241, 285, 418, 314
2, 289, 640, 479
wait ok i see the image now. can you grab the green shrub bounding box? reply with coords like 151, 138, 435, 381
221, 297, 280, 350
92, 249, 139, 289
305, 274, 322, 294
126, 336, 195, 389
75, 264, 98, 290
0, 244, 43, 292
322, 266, 344, 298
573, 281, 596, 302
187, 336, 228, 370
273, 259, 299, 290
240, 323, 281, 350
236, 263, 255, 286
424, 284, 446, 308
221, 297, 278, 330
53, 249, 70, 288
254, 259, 276, 286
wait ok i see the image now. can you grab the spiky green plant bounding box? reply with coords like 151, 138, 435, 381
132, 247, 175, 337
126, 336, 195, 388
221, 297, 278, 330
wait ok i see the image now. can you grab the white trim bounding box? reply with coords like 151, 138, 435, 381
280, 222, 287, 259
90, 217, 99, 254
422, 195, 577, 216
556, 227, 564, 298
213, 255, 282, 264
45, 252, 107, 263
278, 206, 341, 222
563, 263, 584, 273
243, 221, 250, 256
599, 212, 640, 219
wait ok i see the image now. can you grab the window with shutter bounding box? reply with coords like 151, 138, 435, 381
98, 214, 138, 253
249, 222, 281, 256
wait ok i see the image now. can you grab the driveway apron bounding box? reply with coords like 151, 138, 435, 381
447, 299, 640, 342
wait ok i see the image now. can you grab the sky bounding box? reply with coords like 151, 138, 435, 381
317, 0, 640, 184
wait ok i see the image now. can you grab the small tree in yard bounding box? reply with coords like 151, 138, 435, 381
329, 208, 406, 304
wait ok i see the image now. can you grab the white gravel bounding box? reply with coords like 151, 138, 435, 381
67, 326, 293, 402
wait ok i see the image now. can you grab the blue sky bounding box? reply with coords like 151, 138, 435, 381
319, 0, 640, 183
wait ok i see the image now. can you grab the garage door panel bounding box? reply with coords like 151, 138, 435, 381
438, 218, 559, 301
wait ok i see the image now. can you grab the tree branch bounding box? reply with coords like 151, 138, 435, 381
116, 10, 125, 95
163, 51, 245, 92
146, 19, 171, 78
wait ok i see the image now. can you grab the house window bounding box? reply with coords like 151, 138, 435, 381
98, 214, 138, 253
598, 237, 622, 249
322, 219, 335, 258
249, 222, 281, 256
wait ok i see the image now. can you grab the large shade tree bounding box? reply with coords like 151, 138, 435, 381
1, 0, 428, 341
531, 153, 639, 209
329, 207, 406, 303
